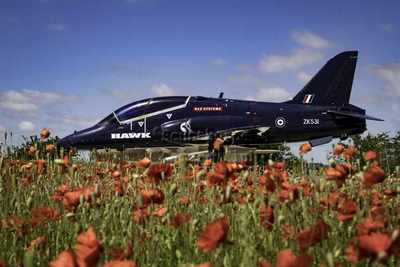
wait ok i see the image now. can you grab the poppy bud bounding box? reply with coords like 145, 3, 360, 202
46, 144, 55, 154
40, 128, 50, 139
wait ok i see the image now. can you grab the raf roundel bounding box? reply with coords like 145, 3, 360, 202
275, 117, 286, 128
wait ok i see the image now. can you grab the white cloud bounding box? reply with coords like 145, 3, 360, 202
247, 87, 292, 102
0, 124, 6, 133
259, 48, 324, 73
103, 88, 135, 101
18, 121, 35, 132
373, 64, 400, 96
0, 89, 70, 113
47, 23, 65, 32
292, 30, 331, 49
62, 115, 97, 128
297, 71, 313, 83
210, 58, 227, 66
151, 83, 176, 96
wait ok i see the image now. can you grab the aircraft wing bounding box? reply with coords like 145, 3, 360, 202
217, 125, 270, 137
327, 110, 383, 121
188, 125, 271, 142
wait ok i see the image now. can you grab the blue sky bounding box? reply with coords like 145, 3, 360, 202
0, 0, 399, 161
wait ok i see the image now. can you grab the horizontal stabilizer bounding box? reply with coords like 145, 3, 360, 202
309, 136, 333, 147
327, 110, 383, 121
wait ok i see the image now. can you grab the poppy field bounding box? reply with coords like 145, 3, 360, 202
0, 130, 399, 267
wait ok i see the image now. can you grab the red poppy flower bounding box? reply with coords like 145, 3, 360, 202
140, 189, 164, 206
258, 175, 276, 192
357, 232, 391, 257
46, 144, 56, 154
179, 196, 190, 205
214, 161, 228, 176
28, 146, 37, 157
114, 179, 123, 195
40, 128, 51, 139
63, 187, 96, 211
370, 191, 383, 207
235, 195, 248, 205
370, 206, 386, 223
207, 172, 226, 186
203, 159, 212, 167
325, 164, 351, 186
276, 249, 312, 267
363, 150, 378, 161
335, 163, 352, 176
345, 244, 358, 263
102, 260, 137, 267
343, 145, 356, 160
325, 167, 344, 179
334, 144, 345, 155
319, 191, 344, 208
297, 220, 330, 251
170, 212, 191, 228
75, 227, 102, 267
259, 204, 274, 230
193, 263, 214, 267
276, 249, 296, 267
226, 162, 239, 173
152, 207, 168, 217
63, 155, 70, 167
36, 159, 46, 174
383, 188, 399, 197
299, 143, 312, 156
274, 161, 285, 171
337, 199, 357, 222
363, 164, 385, 186
147, 163, 173, 183
51, 184, 70, 201
112, 170, 121, 178
108, 243, 133, 260
356, 217, 385, 235
258, 259, 272, 267
31, 206, 60, 226
136, 157, 151, 168
278, 190, 291, 202
49, 250, 76, 267
198, 196, 209, 205
197, 217, 229, 252
132, 208, 149, 224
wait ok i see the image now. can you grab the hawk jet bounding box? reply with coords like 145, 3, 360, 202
58, 51, 383, 149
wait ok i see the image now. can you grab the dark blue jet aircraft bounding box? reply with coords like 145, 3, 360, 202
59, 51, 383, 149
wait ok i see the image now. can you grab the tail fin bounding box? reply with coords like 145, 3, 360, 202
289, 51, 358, 106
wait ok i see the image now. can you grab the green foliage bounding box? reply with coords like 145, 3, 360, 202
351, 131, 400, 173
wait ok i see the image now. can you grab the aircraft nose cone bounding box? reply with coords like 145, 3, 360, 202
57, 134, 75, 148
58, 125, 105, 149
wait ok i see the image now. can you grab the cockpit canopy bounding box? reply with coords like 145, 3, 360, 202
115, 96, 188, 122
97, 96, 190, 126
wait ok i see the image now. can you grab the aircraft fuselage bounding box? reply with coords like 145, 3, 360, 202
58, 96, 366, 149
